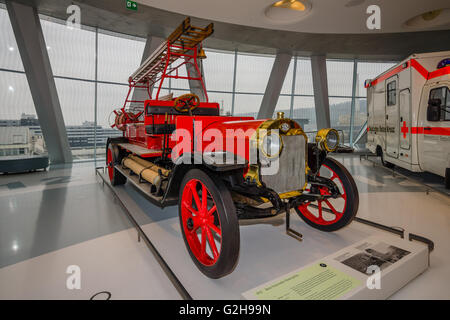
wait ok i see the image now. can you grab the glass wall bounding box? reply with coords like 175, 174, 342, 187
40, 16, 147, 161
0, 8, 46, 159
0, 5, 399, 162
352, 61, 397, 148
327, 59, 396, 146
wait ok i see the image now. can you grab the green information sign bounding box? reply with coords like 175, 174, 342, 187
126, 0, 138, 11
253, 263, 361, 300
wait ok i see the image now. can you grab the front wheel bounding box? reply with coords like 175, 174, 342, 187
179, 169, 240, 278
295, 158, 359, 232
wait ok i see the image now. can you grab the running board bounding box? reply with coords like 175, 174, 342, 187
117, 143, 162, 157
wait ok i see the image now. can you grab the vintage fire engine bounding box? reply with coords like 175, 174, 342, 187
366, 51, 450, 188
106, 18, 359, 278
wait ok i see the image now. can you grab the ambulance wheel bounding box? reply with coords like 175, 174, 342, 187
295, 158, 359, 232
179, 169, 240, 279
445, 168, 450, 189
378, 147, 394, 169
106, 144, 126, 186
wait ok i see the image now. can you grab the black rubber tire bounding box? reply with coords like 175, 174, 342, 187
178, 168, 240, 279
106, 143, 126, 186
445, 168, 450, 189
294, 157, 359, 232
378, 147, 395, 169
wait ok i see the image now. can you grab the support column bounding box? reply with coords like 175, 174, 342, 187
257, 52, 292, 119
185, 49, 207, 102
132, 35, 164, 103
349, 59, 358, 146
311, 55, 331, 129
6, 1, 72, 163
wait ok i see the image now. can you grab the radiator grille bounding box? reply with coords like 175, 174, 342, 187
260, 134, 306, 194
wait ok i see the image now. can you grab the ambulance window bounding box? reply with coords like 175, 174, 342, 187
387, 81, 396, 106
429, 87, 450, 121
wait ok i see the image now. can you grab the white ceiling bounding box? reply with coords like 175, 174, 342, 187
137, 0, 450, 34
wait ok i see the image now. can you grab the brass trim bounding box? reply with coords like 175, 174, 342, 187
244, 117, 310, 192
315, 128, 339, 152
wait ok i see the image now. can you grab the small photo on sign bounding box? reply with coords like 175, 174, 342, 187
337, 242, 410, 275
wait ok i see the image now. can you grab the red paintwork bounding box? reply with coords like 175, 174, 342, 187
368, 125, 450, 136
125, 98, 260, 162
365, 58, 450, 88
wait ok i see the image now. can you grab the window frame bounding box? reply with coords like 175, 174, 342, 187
386, 80, 397, 106
429, 86, 450, 121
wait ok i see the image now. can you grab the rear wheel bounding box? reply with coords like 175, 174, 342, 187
378, 146, 394, 169
179, 169, 240, 278
295, 158, 359, 232
445, 168, 450, 189
106, 144, 126, 186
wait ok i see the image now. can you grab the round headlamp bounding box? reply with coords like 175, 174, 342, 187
316, 128, 339, 152
260, 131, 283, 158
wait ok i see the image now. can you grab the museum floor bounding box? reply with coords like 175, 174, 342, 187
0, 154, 449, 299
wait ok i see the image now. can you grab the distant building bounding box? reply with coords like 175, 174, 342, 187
0, 114, 121, 160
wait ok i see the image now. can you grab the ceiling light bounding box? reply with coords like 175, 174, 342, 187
8, 86, 14, 92
404, 8, 450, 29
272, 0, 306, 11
265, 0, 312, 24
8, 46, 14, 51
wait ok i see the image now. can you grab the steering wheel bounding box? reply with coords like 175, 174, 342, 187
174, 93, 200, 115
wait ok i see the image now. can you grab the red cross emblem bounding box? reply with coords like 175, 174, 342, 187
401, 121, 408, 138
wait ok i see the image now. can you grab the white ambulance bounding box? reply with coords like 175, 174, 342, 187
365, 51, 450, 188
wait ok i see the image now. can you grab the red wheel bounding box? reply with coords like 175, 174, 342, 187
295, 158, 358, 231
106, 143, 126, 186
107, 148, 114, 181
179, 169, 239, 278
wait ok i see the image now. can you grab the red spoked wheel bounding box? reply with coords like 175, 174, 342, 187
107, 147, 114, 181
106, 143, 126, 186
179, 169, 240, 278
295, 157, 358, 232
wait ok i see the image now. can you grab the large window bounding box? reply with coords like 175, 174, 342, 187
326, 60, 354, 144
352, 61, 397, 148
0, 4, 400, 160
40, 15, 148, 160
327, 59, 397, 146
0, 8, 47, 159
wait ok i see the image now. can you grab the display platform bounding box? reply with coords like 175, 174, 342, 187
0, 154, 48, 174
96, 170, 432, 300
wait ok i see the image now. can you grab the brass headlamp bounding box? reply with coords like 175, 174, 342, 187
315, 128, 339, 152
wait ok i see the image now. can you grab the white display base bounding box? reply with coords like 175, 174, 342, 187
242, 235, 429, 300
104, 176, 431, 300
139, 216, 429, 300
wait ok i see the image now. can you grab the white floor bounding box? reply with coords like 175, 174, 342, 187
0, 226, 180, 300
0, 157, 449, 299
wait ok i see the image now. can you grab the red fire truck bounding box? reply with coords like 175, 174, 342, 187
106, 18, 359, 278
